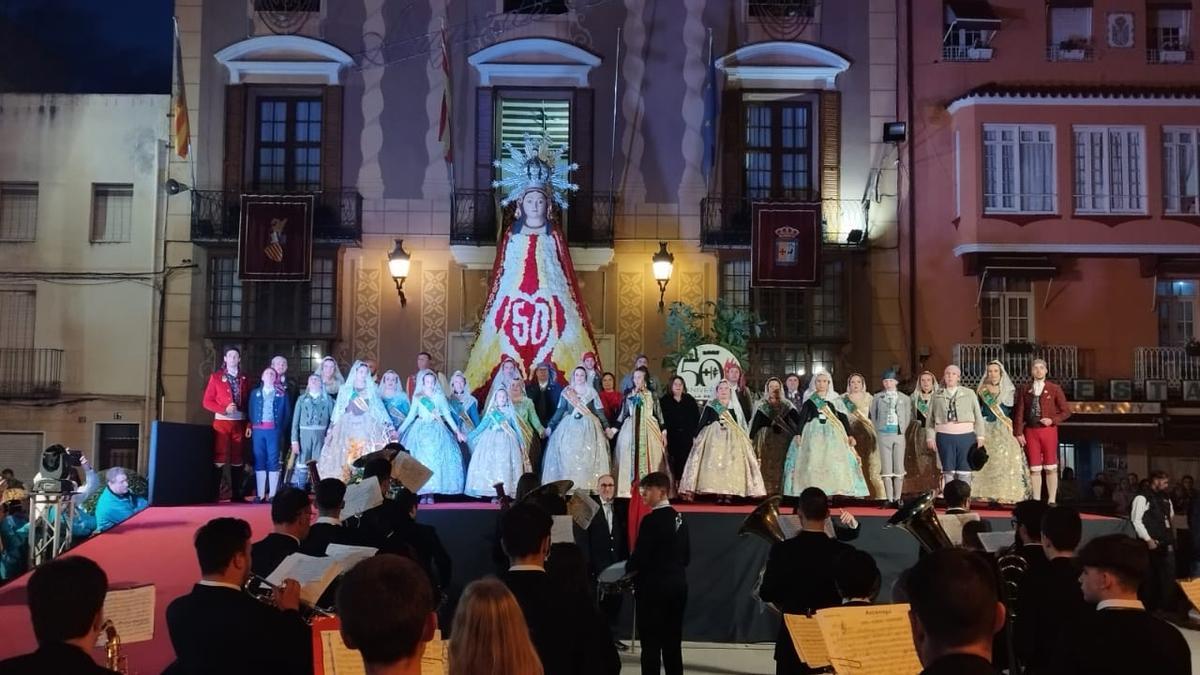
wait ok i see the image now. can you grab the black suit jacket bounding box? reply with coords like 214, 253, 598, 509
0, 642, 118, 675
301, 521, 368, 556
920, 653, 998, 675
250, 532, 300, 579
165, 583, 310, 675
626, 506, 689, 595
1051, 607, 1191, 675
758, 531, 855, 671
503, 569, 618, 675
1014, 556, 1088, 672
586, 497, 628, 577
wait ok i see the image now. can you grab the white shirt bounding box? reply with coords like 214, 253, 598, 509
601, 500, 614, 534
1097, 598, 1144, 611
1130, 493, 1174, 542
1032, 379, 1045, 397
315, 516, 341, 526
653, 499, 672, 510
198, 579, 243, 592
508, 564, 545, 572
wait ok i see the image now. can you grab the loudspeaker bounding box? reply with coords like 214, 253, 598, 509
148, 421, 215, 506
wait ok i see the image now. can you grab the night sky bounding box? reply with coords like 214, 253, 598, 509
0, 0, 174, 95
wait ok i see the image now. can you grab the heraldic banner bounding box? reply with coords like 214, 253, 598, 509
750, 201, 821, 288
238, 194, 315, 282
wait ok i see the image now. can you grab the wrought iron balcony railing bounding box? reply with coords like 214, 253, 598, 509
190, 189, 362, 243
1134, 346, 1200, 386
701, 192, 822, 249
450, 189, 615, 248
0, 348, 63, 399
953, 343, 1078, 389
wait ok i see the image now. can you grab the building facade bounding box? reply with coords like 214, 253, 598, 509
0, 94, 172, 478
902, 0, 1200, 479
162, 0, 904, 437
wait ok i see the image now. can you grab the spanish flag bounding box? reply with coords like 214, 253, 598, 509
173, 21, 191, 160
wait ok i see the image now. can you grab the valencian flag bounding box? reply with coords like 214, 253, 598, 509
238, 194, 315, 281
438, 27, 453, 164
172, 20, 190, 160
750, 201, 822, 288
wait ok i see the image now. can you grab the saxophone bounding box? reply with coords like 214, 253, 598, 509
102, 619, 128, 673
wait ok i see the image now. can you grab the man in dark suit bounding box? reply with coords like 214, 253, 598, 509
626, 471, 689, 675
501, 502, 619, 675
907, 548, 1005, 675
527, 362, 563, 428
1052, 534, 1190, 674
1014, 505, 1088, 673
834, 548, 881, 606
249, 487, 310, 579
0, 556, 117, 674
301, 478, 367, 556
586, 474, 629, 647
1011, 500, 1050, 574
760, 486, 856, 674
165, 517, 310, 674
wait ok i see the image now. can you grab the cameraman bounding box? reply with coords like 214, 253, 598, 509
32, 447, 100, 539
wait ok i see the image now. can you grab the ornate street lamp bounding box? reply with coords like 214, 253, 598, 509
388, 239, 411, 307
652, 241, 675, 313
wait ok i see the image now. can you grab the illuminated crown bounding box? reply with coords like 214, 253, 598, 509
492, 134, 579, 209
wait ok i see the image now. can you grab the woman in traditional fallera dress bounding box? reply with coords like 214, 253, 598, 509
679, 380, 767, 502
487, 358, 523, 406
316, 361, 394, 483
723, 362, 753, 431
378, 369, 410, 433
750, 377, 801, 495
905, 370, 943, 494
464, 388, 531, 499
614, 367, 670, 498
396, 371, 468, 501
542, 366, 615, 492
783, 372, 869, 498
316, 356, 344, 398
842, 373, 886, 500
660, 375, 701, 484
507, 380, 547, 471
972, 360, 1033, 503
447, 371, 481, 433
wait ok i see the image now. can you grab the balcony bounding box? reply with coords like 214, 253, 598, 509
0, 349, 63, 399
1133, 346, 1200, 387
190, 189, 362, 244
450, 189, 615, 248
1046, 43, 1093, 62
701, 192, 828, 249
952, 343, 1079, 389
942, 44, 994, 62
1148, 47, 1193, 64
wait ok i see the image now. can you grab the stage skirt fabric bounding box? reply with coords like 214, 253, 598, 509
614, 414, 669, 498
845, 409, 886, 499
464, 416, 530, 498
971, 406, 1033, 504
903, 419, 942, 494
782, 421, 869, 498
315, 406, 392, 482
541, 412, 611, 493
678, 422, 767, 498
401, 417, 465, 495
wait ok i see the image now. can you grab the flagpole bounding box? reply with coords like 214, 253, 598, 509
606, 27, 622, 201
704, 27, 715, 197
441, 17, 455, 197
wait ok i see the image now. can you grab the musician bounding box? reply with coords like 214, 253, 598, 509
250, 487, 311, 579
834, 549, 881, 605
202, 347, 250, 502
1011, 500, 1050, 575
1130, 470, 1179, 612
165, 517, 310, 675
301, 478, 367, 556
936, 479, 980, 547
1052, 534, 1190, 675
906, 549, 1005, 675
1015, 506, 1087, 674
337, 555, 439, 675
626, 471, 689, 675
760, 487, 856, 675
586, 474, 629, 648
0, 556, 117, 674
501, 502, 618, 675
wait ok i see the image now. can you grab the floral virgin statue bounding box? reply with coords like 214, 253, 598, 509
463, 135, 604, 402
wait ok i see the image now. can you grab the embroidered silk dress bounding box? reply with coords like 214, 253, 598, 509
679, 403, 767, 498
782, 396, 869, 498
750, 399, 801, 495
971, 389, 1033, 503
904, 391, 943, 493
842, 392, 886, 499
395, 393, 465, 495
541, 386, 612, 493
464, 405, 530, 497
614, 389, 670, 498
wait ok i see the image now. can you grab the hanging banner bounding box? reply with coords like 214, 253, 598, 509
750, 201, 821, 288
238, 194, 315, 281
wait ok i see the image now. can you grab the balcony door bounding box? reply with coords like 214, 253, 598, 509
252, 96, 323, 192
980, 277, 1034, 344
0, 290, 34, 349
742, 100, 814, 200
1158, 280, 1196, 346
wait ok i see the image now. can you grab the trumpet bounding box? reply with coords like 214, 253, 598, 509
245, 574, 335, 625
101, 619, 128, 674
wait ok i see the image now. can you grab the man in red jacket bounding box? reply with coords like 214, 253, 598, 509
1013, 359, 1071, 505
203, 347, 250, 502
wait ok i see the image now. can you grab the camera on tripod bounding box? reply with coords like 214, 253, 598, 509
34, 444, 82, 493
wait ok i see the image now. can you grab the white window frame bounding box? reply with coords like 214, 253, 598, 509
1164, 126, 1200, 215
980, 277, 1035, 344
1072, 125, 1147, 215
90, 183, 134, 243
982, 123, 1057, 214
0, 182, 38, 242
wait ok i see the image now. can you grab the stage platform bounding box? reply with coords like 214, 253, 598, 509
0, 502, 1126, 673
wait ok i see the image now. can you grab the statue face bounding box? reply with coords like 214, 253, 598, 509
521, 190, 547, 223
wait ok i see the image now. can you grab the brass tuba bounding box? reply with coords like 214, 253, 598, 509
101, 619, 127, 674
739, 494, 786, 544
885, 490, 953, 552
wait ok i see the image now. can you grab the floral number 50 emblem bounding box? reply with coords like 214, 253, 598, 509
506, 296, 553, 348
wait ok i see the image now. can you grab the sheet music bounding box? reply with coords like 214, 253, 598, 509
341, 479, 384, 520
976, 531, 1014, 553
779, 515, 802, 540
783, 613, 831, 668
815, 604, 922, 675
325, 543, 378, 571
567, 493, 600, 529
421, 630, 448, 675
1179, 579, 1200, 611
268, 553, 343, 606
95, 584, 155, 646
321, 630, 365, 675
392, 453, 434, 493
551, 515, 575, 544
